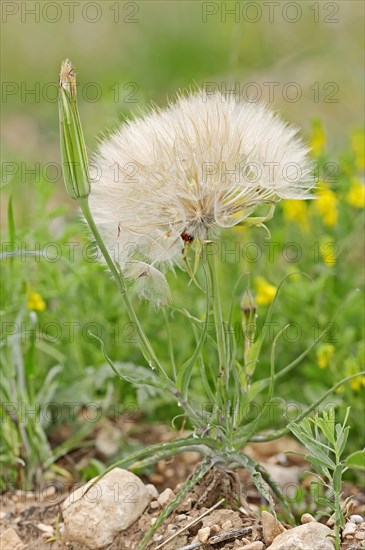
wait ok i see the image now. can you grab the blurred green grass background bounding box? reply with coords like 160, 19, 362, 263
1, 1, 364, 487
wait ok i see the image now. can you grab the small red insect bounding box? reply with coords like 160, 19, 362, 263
181, 232, 194, 243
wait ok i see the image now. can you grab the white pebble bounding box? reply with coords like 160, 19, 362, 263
145, 483, 159, 500
157, 488, 175, 507
342, 521, 357, 538
221, 519, 233, 530
350, 514, 364, 524
197, 526, 211, 543
301, 513, 316, 524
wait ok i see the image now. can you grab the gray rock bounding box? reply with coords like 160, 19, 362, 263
266, 522, 335, 550
62, 468, 150, 549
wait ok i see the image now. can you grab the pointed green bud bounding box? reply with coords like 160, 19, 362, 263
58, 59, 90, 200
241, 288, 257, 370
240, 289, 257, 320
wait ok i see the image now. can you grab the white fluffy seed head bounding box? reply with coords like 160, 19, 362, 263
89, 91, 314, 304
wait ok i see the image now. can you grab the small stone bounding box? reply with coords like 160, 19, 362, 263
40, 484, 56, 500
157, 488, 175, 507
150, 500, 159, 509
36, 523, 54, 535
222, 519, 233, 530
177, 497, 192, 512
327, 501, 354, 527
301, 513, 316, 524
95, 419, 121, 457
198, 526, 211, 543
262, 511, 286, 545
343, 522, 357, 538
149, 473, 164, 485
266, 522, 335, 550
62, 468, 150, 549
0, 528, 27, 550
326, 516, 335, 528
210, 523, 221, 534
145, 483, 159, 500
238, 542, 264, 550
183, 451, 202, 464
176, 514, 187, 522
0, 511, 7, 520
361, 522, 365, 530
349, 514, 364, 524
355, 531, 365, 540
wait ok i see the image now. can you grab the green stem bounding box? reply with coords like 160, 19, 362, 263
78, 197, 167, 379
206, 243, 227, 374
137, 457, 214, 550
205, 242, 229, 423
82, 435, 221, 498
334, 486, 341, 550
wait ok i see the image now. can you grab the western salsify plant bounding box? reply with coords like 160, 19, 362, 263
58, 60, 365, 549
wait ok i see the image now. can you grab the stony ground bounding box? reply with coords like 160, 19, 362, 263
1, 422, 364, 550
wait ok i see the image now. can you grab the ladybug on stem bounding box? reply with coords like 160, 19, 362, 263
181, 232, 194, 243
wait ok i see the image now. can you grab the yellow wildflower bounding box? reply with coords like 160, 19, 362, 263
314, 184, 338, 227
347, 178, 365, 208
310, 119, 326, 157
282, 200, 309, 230
27, 290, 46, 312
351, 130, 365, 170
319, 239, 337, 267
316, 344, 335, 369
255, 277, 277, 306
351, 375, 365, 392
344, 353, 365, 392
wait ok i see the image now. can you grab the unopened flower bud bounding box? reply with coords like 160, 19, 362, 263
58, 59, 90, 200
240, 289, 257, 319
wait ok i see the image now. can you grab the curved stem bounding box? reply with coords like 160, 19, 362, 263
247, 372, 365, 443
82, 435, 221, 498
78, 197, 168, 379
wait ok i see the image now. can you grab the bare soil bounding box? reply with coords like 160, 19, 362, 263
1, 421, 364, 550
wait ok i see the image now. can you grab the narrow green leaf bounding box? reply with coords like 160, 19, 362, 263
316, 496, 335, 508
345, 450, 365, 471
332, 464, 343, 493
316, 417, 336, 446
336, 425, 350, 458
